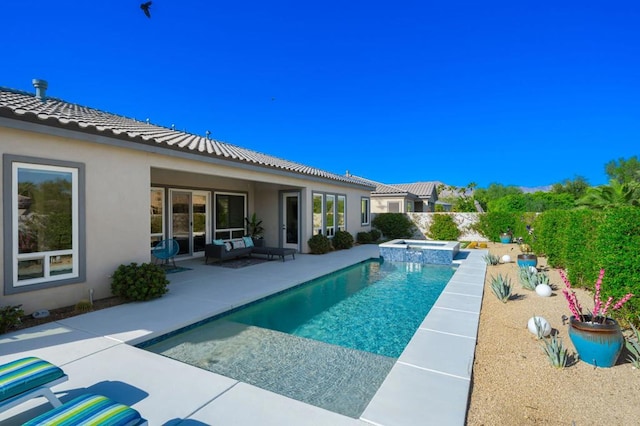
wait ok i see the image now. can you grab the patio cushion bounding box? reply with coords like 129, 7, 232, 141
242, 236, 254, 247
0, 357, 65, 402
212, 239, 224, 245
23, 393, 143, 426
224, 242, 232, 251
232, 239, 246, 249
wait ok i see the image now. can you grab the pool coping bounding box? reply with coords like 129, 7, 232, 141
360, 248, 487, 425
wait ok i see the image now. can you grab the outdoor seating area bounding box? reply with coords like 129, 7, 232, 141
205, 237, 296, 264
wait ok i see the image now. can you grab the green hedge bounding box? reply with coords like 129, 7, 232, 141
532, 207, 640, 324
427, 214, 460, 241
371, 213, 414, 239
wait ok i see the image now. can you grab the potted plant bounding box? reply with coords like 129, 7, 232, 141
561, 269, 633, 368
516, 243, 537, 268
245, 213, 265, 247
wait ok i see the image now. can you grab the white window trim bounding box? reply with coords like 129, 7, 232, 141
4, 155, 86, 295
361, 197, 371, 225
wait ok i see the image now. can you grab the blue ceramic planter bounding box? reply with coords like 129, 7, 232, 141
568, 315, 623, 368
499, 234, 511, 244
516, 254, 537, 268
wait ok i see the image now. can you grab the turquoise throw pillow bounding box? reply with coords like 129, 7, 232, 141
243, 236, 254, 247
213, 239, 224, 245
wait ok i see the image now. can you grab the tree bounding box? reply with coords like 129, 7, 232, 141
551, 176, 590, 199
605, 156, 640, 184
474, 184, 523, 211
576, 179, 640, 209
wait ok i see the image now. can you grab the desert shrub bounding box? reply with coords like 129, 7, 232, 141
0, 304, 24, 334
427, 214, 460, 241
333, 230, 354, 250
308, 233, 332, 254
371, 213, 414, 239
111, 262, 169, 301
369, 229, 381, 242
356, 231, 372, 244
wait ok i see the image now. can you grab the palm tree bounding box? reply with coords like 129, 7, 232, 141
576, 179, 640, 209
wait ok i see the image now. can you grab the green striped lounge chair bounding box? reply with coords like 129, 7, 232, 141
0, 357, 68, 413
22, 393, 147, 426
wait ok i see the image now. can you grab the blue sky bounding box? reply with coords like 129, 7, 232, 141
2, 1, 638, 188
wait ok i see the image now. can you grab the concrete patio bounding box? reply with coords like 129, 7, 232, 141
0, 244, 486, 425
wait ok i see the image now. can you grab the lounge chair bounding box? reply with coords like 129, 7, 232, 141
22, 393, 147, 426
0, 356, 68, 413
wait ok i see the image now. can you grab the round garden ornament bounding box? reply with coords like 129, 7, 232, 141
527, 316, 551, 337
535, 283, 552, 297
501, 254, 511, 263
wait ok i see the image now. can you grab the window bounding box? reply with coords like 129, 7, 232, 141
313, 193, 323, 235
214, 192, 246, 240
361, 197, 370, 225
337, 195, 346, 231
313, 192, 346, 236
150, 188, 165, 249
325, 194, 335, 237
4, 155, 85, 294
406, 201, 414, 212
388, 201, 400, 213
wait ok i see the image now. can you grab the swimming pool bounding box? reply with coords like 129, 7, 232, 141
139, 259, 456, 417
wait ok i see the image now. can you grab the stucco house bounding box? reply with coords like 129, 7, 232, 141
1, 80, 374, 313
347, 175, 438, 213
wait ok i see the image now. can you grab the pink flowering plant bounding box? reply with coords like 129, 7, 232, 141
560, 269, 633, 324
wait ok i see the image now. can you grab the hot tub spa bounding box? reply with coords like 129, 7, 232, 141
378, 239, 460, 265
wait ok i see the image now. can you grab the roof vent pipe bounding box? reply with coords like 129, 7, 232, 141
32, 79, 48, 101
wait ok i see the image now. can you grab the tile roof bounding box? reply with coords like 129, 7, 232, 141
392, 182, 438, 198
346, 175, 414, 196
0, 86, 374, 189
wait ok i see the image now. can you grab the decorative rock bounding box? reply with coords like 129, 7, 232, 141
529, 266, 537, 273
527, 316, 551, 337
501, 254, 511, 263
535, 283, 553, 297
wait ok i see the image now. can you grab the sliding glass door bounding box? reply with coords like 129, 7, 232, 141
170, 189, 210, 256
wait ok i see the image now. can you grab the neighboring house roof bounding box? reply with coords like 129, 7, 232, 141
0, 85, 374, 189
392, 182, 438, 200
346, 175, 417, 198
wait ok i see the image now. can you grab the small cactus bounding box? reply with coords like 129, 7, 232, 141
541, 334, 569, 368
490, 274, 512, 303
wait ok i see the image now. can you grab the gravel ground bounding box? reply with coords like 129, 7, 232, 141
466, 243, 640, 425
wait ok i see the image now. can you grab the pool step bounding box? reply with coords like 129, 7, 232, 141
148, 320, 396, 418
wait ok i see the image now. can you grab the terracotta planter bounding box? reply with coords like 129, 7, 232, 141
568, 315, 624, 368
516, 253, 537, 268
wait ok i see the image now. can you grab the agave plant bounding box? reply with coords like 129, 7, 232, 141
490, 274, 512, 303
483, 253, 500, 266
541, 334, 569, 369
535, 271, 550, 286
626, 320, 640, 369
518, 267, 538, 291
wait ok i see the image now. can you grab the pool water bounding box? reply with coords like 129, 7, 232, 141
141, 259, 455, 417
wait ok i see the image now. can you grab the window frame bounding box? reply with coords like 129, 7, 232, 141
213, 191, 247, 240
3, 154, 86, 295
361, 197, 370, 225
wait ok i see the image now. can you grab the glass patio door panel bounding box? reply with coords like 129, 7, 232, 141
171, 191, 191, 255
193, 194, 207, 253
282, 192, 299, 250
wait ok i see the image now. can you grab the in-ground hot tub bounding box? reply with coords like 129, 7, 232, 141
378, 239, 460, 265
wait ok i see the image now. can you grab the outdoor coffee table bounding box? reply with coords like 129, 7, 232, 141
252, 246, 296, 262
